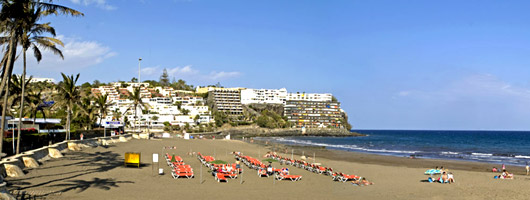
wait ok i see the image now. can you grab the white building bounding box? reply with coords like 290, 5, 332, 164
112, 82, 150, 88
92, 86, 120, 101
173, 96, 204, 106
29, 77, 55, 83
286, 92, 333, 102
241, 88, 287, 105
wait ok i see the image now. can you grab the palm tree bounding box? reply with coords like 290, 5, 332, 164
95, 94, 110, 128
113, 108, 122, 122
128, 87, 147, 131
55, 73, 81, 140
8, 75, 32, 110
174, 101, 182, 110
26, 90, 47, 124
0, 0, 83, 155
9, 74, 33, 153
78, 97, 97, 130
16, 2, 66, 154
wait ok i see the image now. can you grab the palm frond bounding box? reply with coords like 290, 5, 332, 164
38, 2, 84, 17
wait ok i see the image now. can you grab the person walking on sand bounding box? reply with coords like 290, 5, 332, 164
502, 163, 505, 171
526, 162, 529, 175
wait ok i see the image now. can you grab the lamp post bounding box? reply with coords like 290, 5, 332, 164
138, 58, 142, 83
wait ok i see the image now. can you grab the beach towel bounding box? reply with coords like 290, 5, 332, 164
425, 169, 442, 175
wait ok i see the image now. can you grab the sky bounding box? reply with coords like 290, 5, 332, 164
12, 0, 530, 130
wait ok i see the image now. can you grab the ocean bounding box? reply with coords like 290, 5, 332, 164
254, 130, 530, 166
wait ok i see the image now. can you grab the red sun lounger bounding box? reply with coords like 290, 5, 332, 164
215, 173, 228, 182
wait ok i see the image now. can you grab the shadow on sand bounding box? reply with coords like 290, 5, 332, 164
7, 149, 140, 199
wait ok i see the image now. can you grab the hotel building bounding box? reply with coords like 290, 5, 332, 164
207, 87, 244, 116
240, 88, 288, 105
284, 100, 343, 128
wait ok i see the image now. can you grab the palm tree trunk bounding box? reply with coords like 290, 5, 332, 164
0, 35, 17, 106
16, 50, 27, 154
99, 112, 103, 129
134, 104, 137, 132
66, 105, 71, 141
0, 79, 10, 156
0, 35, 18, 156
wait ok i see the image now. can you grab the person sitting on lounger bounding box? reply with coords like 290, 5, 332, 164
212, 168, 218, 176
351, 177, 373, 186
439, 172, 448, 183
447, 172, 455, 183
267, 164, 273, 175
502, 170, 514, 179
492, 167, 498, 172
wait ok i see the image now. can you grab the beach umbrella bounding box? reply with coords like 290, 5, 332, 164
209, 160, 228, 164
262, 158, 278, 163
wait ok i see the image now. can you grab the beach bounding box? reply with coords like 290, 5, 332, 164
6, 137, 530, 200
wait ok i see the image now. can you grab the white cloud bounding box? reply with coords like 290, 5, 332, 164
70, 0, 116, 10
25, 35, 116, 72
389, 74, 530, 130
398, 74, 530, 101
140, 67, 158, 76
398, 91, 410, 96
167, 65, 198, 75
208, 71, 241, 80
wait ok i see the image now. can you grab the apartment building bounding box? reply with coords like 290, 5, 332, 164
173, 96, 204, 106
29, 77, 55, 83
112, 82, 150, 88
91, 86, 119, 101
284, 100, 342, 128
207, 87, 244, 116
240, 88, 287, 105
286, 92, 333, 102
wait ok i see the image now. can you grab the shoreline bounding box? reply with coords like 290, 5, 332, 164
244, 137, 528, 175
215, 127, 364, 138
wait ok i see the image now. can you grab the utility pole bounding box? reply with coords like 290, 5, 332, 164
138, 58, 142, 83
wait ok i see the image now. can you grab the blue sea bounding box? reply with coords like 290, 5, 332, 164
255, 130, 530, 166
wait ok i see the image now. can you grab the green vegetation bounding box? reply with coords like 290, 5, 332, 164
213, 111, 229, 127
255, 110, 291, 129
159, 69, 170, 86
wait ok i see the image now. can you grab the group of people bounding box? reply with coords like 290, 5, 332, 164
428, 166, 455, 184
492, 163, 514, 179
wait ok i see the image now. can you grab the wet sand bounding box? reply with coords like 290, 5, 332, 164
6, 138, 530, 199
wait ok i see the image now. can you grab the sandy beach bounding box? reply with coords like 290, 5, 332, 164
6, 137, 530, 200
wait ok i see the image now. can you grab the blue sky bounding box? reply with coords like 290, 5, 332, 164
14, 0, 530, 130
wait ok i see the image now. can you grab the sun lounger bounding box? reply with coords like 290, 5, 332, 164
215, 173, 228, 182
276, 174, 302, 181
258, 169, 269, 177
172, 171, 194, 179
341, 175, 360, 182
222, 172, 238, 179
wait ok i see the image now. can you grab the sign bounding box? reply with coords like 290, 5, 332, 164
124, 152, 141, 168
152, 153, 158, 163
104, 121, 123, 128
